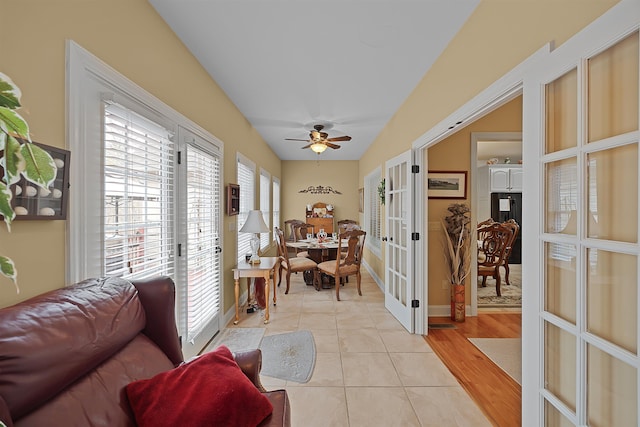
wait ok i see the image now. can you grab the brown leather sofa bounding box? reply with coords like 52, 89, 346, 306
0, 276, 290, 426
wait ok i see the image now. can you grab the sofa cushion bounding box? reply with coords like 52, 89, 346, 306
0, 277, 146, 421
14, 334, 173, 427
126, 345, 273, 427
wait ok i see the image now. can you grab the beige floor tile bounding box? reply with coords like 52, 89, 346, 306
291, 352, 344, 387
405, 386, 492, 427
345, 387, 420, 427
379, 330, 431, 352
298, 312, 338, 330
341, 352, 402, 386
390, 352, 459, 386
220, 270, 496, 426
338, 328, 386, 353
336, 310, 375, 329
311, 329, 340, 353
286, 387, 349, 427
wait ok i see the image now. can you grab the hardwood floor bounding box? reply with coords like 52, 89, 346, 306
425, 313, 521, 427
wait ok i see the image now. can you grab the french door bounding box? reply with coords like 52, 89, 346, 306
384, 150, 414, 332
178, 128, 223, 359
522, 2, 639, 425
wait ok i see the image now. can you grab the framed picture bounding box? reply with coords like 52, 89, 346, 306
427, 171, 467, 199
358, 188, 364, 213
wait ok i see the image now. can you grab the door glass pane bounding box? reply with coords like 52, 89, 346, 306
587, 249, 637, 353
587, 344, 637, 426
544, 400, 574, 427
587, 144, 638, 242
545, 321, 577, 412
546, 69, 577, 153
545, 242, 577, 323
588, 32, 639, 142
545, 158, 578, 234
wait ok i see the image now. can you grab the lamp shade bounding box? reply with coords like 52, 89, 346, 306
240, 210, 269, 233
310, 142, 327, 154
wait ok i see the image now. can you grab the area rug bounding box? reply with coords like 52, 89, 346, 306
259, 330, 316, 383
468, 337, 521, 384
477, 267, 521, 307
206, 327, 265, 354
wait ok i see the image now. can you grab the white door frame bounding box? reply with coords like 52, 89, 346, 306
411, 44, 551, 319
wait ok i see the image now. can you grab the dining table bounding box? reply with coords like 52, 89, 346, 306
286, 238, 346, 287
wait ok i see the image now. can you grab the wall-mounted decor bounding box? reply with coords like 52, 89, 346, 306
427, 171, 467, 199
10, 141, 70, 220
298, 185, 342, 195
226, 184, 240, 215
358, 188, 364, 213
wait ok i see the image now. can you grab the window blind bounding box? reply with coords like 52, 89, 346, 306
260, 170, 271, 249
185, 144, 221, 342
237, 155, 255, 263
103, 102, 175, 279
272, 177, 280, 240
365, 170, 382, 251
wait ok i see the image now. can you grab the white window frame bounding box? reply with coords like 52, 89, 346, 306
272, 177, 280, 241
237, 153, 256, 264
365, 167, 382, 258
259, 168, 271, 250
66, 41, 224, 359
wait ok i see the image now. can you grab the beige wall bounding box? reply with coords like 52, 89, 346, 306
427, 97, 522, 306
358, 0, 619, 287
1, 0, 619, 310
280, 161, 359, 229
1, 0, 280, 309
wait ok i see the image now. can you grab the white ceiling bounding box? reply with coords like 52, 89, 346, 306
148, 0, 480, 160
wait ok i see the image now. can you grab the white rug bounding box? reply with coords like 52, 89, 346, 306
468, 338, 521, 385
206, 327, 265, 354
259, 330, 316, 383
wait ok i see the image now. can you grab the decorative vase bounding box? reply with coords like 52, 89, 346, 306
451, 283, 465, 322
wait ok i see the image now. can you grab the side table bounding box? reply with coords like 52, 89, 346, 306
232, 257, 279, 325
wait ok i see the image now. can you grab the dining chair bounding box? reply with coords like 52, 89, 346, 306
293, 223, 315, 258
275, 227, 318, 294
477, 222, 511, 296
283, 219, 304, 242
500, 219, 520, 286
315, 229, 366, 300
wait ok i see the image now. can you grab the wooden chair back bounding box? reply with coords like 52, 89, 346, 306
293, 223, 315, 241
477, 222, 511, 268
336, 229, 366, 269
283, 219, 304, 241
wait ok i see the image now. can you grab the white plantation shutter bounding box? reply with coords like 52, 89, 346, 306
260, 169, 271, 249
365, 169, 382, 253
103, 102, 175, 279
273, 177, 280, 239
237, 154, 255, 263
185, 143, 221, 342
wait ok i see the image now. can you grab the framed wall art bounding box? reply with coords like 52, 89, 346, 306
427, 171, 467, 199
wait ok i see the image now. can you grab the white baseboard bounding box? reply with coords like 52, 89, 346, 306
362, 260, 384, 292
428, 304, 474, 318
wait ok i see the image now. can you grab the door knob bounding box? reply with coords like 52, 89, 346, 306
382, 237, 388, 242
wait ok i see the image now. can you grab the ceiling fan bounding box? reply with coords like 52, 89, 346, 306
285, 124, 352, 154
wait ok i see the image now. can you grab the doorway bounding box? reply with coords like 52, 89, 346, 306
471, 131, 523, 314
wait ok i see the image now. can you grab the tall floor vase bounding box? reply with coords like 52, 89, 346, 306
450, 283, 465, 322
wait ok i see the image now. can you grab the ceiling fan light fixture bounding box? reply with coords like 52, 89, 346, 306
310, 142, 327, 153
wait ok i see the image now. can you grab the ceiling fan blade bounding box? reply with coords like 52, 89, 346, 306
301, 143, 313, 149
285, 138, 311, 142
326, 136, 351, 142
325, 142, 341, 149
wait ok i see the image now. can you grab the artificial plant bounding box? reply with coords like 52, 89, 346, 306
441, 203, 472, 285
0, 72, 57, 291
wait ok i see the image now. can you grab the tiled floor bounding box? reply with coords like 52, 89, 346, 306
227, 270, 492, 427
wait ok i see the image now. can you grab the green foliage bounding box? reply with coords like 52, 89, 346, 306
0, 72, 58, 290
377, 178, 385, 205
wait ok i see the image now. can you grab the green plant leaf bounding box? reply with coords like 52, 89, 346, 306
0, 255, 19, 291
0, 73, 22, 109
0, 107, 29, 139
0, 182, 15, 230
1, 135, 26, 185
20, 143, 57, 189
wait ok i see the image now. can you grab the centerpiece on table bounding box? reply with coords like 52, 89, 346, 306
441, 203, 471, 322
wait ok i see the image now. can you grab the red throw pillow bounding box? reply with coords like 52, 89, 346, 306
126, 345, 273, 427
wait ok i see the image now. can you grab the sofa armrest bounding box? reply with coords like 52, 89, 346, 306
233, 349, 266, 392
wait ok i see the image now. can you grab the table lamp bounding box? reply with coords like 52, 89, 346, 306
240, 210, 269, 264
